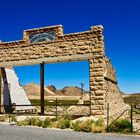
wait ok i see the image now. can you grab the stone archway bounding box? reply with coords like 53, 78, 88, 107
0, 24, 125, 118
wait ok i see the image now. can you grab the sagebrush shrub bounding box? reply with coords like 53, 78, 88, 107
91, 118, 105, 133
0, 116, 5, 122
71, 120, 82, 131
109, 119, 131, 133
10, 115, 17, 122
91, 124, 105, 133
57, 118, 70, 129
42, 117, 52, 128
72, 118, 105, 133
72, 119, 92, 132
16, 117, 31, 126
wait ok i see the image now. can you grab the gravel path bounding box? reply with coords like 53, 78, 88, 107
0, 124, 139, 140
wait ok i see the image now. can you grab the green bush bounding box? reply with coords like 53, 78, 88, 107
10, 115, 17, 122
80, 119, 93, 132
30, 118, 37, 126
16, 116, 105, 133
57, 118, 70, 129
64, 114, 73, 120
0, 116, 5, 122
30, 117, 42, 127
94, 118, 104, 126
42, 117, 52, 128
72, 120, 93, 132
48, 116, 70, 129
91, 118, 105, 133
91, 124, 105, 133
16, 117, 42, 127
72, 118, 105, 133
49, 121, 58, 128
132, 109, 140, 115
16, 116, 70, 129
71, 120, 82, 131
16, 117, 31, 126
109, 119, 131, 133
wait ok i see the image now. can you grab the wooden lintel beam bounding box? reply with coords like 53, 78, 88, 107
0, 53, 94, 67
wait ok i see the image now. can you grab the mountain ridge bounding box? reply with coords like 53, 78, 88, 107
24, 83, 89, 97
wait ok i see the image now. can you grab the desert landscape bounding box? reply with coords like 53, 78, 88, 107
24, 82, 140, 106
24, 83, 90, 100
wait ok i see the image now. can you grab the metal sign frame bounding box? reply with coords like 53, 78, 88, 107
29, 31, 55, 44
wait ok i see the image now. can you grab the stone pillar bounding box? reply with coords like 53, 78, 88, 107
89, 25, 105, 117
89, 56, 105, 117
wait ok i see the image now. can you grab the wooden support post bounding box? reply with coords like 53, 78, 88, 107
40, 62, 44, 115
0, 68, 1, 113
130, 105, 133, 133
107, 103, 109, 133
89, 61, 91, 116
55, 98, 57, 120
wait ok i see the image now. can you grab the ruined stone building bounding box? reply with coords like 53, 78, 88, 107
0, 25, 126, 117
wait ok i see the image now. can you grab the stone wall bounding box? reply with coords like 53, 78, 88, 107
104, 57, 127, 117
0, 24, 126, 118
0, 25, 104, 65
0, 25, 106, 117
89, 55, 105, 117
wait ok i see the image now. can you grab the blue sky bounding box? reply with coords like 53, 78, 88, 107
0, 0, 140, 93
14, 61, 89, 90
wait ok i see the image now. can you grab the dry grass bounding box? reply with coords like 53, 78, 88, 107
28, 95, 89, 100
0, 116, 5, 122
91, 124, 105, 133
71, 118, 105, 133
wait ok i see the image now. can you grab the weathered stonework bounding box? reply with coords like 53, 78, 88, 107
0, 24, 126, 118
104, 58, 127, 117
0, 25, 104, 66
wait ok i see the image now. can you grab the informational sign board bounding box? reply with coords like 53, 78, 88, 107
29, 31, 55, 44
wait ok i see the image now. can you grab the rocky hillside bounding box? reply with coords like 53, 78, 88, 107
120, 91, 140, 105
24, 83, 140, 105
24, 83, 89, 97
59, 86, 89, 96
123, 93, 140, 105
24, 83, 40, 96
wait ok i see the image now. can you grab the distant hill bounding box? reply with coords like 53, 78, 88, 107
59, 86, 89, 96
24, 83, 89, 97
113, 90, 140, 105
123, 93, 140, 106
24, 83, 140, 105
129, 93, 140, 96
24, 83, 40, 96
